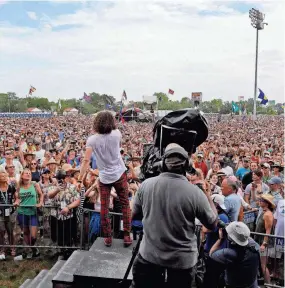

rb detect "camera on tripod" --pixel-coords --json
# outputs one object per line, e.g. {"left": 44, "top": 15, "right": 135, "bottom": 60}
{"left": 140, "top": 108, "right": 209, "bottom": 180}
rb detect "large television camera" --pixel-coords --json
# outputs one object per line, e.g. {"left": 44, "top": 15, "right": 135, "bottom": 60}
{"left": 140, "top": 108, "right": 208, "bottom": 180}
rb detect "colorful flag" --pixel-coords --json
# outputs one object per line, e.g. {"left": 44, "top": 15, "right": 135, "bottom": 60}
{"left": 29, "top": 85, "right": 36, "bottom": 95}
{"left": 258, "top": 88, "right": 268, "bottom": 105}
{"left": 168, "top": 89, "right": 174, "bottom": 95}
{"left": 122, "top": 90, "right": 127, "bottom": 100}
{"left": 119, "top": 102, "right": 125, "bottom": 124}
{"left": 231, "top": 101, "right": 239, "bottom": 113}
{"left": 83, "top": 92, "right": 91, "bottom": 103}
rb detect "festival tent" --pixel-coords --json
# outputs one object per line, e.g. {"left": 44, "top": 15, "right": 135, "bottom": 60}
{"left": 27, "top": 107, "right": 42, "bottom": 113}
{"left": 63, "top": 108, "right": 79, "bottom": 115}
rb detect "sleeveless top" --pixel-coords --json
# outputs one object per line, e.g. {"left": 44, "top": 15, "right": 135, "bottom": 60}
{"left": 254, "top": 211, "right": 273, "bottom": 246}
{"left": 17, "top": 183, "right": 37, "bottom": 216}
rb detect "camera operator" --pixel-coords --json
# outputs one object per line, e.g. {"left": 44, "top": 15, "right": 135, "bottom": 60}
{"left": 210, "top": 222, "right": 260, "bottom": 288}
{"left": 131, "top": 143, "right": 218, "bottom": 288}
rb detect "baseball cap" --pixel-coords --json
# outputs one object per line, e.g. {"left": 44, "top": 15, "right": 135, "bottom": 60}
{"left": 211, "top": 194, "right": 226, "bottom": 210}
{"left": 217, "top": 171, "right": 226, "bottom": 177}
{"left": 197, "top": 152, "right": 204, "bottom": 158}
{"left": 268, "top": 176, "right": 282, "bottom": 185}
{"left": 261, "top": 163, "right": 270, "bottom": 169}
{"left": 42, "top": 168, "right": 50, "bottom": 174}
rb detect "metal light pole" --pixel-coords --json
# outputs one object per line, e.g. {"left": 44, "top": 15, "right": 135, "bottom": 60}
{"left": 249, "top": 8, "right": 268, "bottom": 120}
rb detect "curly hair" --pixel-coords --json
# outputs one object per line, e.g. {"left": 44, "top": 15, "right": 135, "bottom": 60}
{"left": 93, "top": 111, "right": 116, "bottom": 134}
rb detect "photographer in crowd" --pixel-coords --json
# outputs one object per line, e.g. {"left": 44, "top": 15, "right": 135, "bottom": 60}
{"left": 131, "top": 143, "right": 218, "bottom": 288}
{"left": 210, "top": 221, "right": 260, "bottom": 288}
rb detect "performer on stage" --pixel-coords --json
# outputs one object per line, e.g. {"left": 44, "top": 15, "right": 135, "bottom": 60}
{"left": 79, "top": 111, "right": 132, "bottom": 247}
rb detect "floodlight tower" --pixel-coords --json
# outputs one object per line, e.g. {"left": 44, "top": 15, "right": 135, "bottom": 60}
{"left": 249, "top": 8, "right": 268, "bottom": 120}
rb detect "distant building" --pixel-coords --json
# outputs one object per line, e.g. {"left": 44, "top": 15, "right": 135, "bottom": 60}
{"left": 63, "top": 108, "right": 79, "bottom": 115}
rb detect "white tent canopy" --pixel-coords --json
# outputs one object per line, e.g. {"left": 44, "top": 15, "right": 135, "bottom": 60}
{"left": 142, "top": 95, "right": 157, "bottom": 104}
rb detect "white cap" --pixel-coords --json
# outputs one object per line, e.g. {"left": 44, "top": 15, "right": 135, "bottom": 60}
{"left": 211, "top": 194, "right": 226, "bottom": 210}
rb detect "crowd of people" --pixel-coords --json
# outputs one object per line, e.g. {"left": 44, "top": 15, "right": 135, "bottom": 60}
{"left": 0, "top": 112, "right": 284, "bottom": 287}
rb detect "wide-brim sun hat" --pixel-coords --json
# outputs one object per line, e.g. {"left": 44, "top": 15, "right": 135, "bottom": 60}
{"left": 260, "top": 194, "right": 276, "bottom": 209}
{"left": 61, "top": 163, "right": 77, "bottom": 172}
{"left": 24, "top": 152, "right": 36, "bottom": 158}
{"left": 226, "top": 221, "right": 250, "bottom": 246}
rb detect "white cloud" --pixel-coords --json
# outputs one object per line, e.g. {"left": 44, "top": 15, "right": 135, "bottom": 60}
{"left": 26, "top": 11, "right": 38, "bottom": 20}
{"left": 0, "top": 0, "right": 284, "bottom": 103}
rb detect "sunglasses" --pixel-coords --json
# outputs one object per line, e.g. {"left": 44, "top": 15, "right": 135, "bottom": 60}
{"left": 7, "top": 166, "right": 15, "bottom": 169}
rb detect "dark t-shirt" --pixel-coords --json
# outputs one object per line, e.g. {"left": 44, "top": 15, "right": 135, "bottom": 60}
{"left": 133, "top": 172, "right": 217, "bottom": 269}
{"left": 204, "top": 213, "right": 229, "bottom": 252}
{"left": 242, "top": 171, "right": 253, "bottom": 189}
{"left": 211, "top": 238, "right": 260, "bottom": 288}
{"left": 31, "top": 171, "right": 41, "bottom": 183}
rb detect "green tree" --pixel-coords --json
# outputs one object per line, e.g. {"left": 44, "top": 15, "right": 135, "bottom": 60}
{"left": 153, "top": 92, "right": 169, "bottom": 103}
{"left": 26, "top": 97, "right": 51, "bottom": 110}
{"left": 0, "top": 93, "right": 9, "bottom": 112}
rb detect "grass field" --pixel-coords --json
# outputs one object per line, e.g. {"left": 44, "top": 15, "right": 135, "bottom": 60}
{"left": 0, "top": 257, "right": 56, "bottom": 288}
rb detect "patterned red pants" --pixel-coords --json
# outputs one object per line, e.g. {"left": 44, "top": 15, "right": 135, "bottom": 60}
{"left": 99, "top": 173, "right": 131, "bottom": 237}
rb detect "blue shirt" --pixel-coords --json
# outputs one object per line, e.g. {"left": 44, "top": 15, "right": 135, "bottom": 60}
{"left": 224, "top": 194, "right": 241, "bottom": 222}
{"left": 236, "top": 167, "right": 250, "bottom": 180}
{"left": 58, "top": 132, "right": 64, "bottom": 142}
{"left": 91, "top": 153, "right": 97, "bottom": 170}
{"left": 204, "top": 213, "right": 229, "bottom": 252}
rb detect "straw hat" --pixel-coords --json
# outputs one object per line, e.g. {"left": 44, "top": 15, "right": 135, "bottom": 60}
{"left": 226, "top": 222, "right": 250, "bottom": 246}
{"left": 24, "top": 152, "right": 36, "bottom": 158}
{"left": 46, "top": 158, "right": 59, "bottom": 166}
{"left": 61, "top": 163, "right": 79, "bottom": 173}
{"left": 260, "top": 194, "right": 276, "bottom": 209}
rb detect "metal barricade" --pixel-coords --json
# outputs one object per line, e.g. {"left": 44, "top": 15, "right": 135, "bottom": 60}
{"left": 250, "top": 231, "right": 284, "bottom": 288}
{"left": 0, "top": 204, "right": 82, "bottom": 252}
{"left": 80, "top": 208, "right": 123, "bottom": 250}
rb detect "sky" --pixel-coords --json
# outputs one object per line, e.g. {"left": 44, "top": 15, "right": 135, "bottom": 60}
{"left": 0, "top": 0, "right": 284, "bottom": 103}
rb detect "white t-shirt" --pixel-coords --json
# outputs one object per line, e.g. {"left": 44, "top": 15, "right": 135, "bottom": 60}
{"left": 274, "top": 199, "right": 285, "bottom": 237}
{"left": 35, "top": 149, "right": 46, "bottom": 163}
{"left": 86, "top": 129, "right": 126, "bottom": 184}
